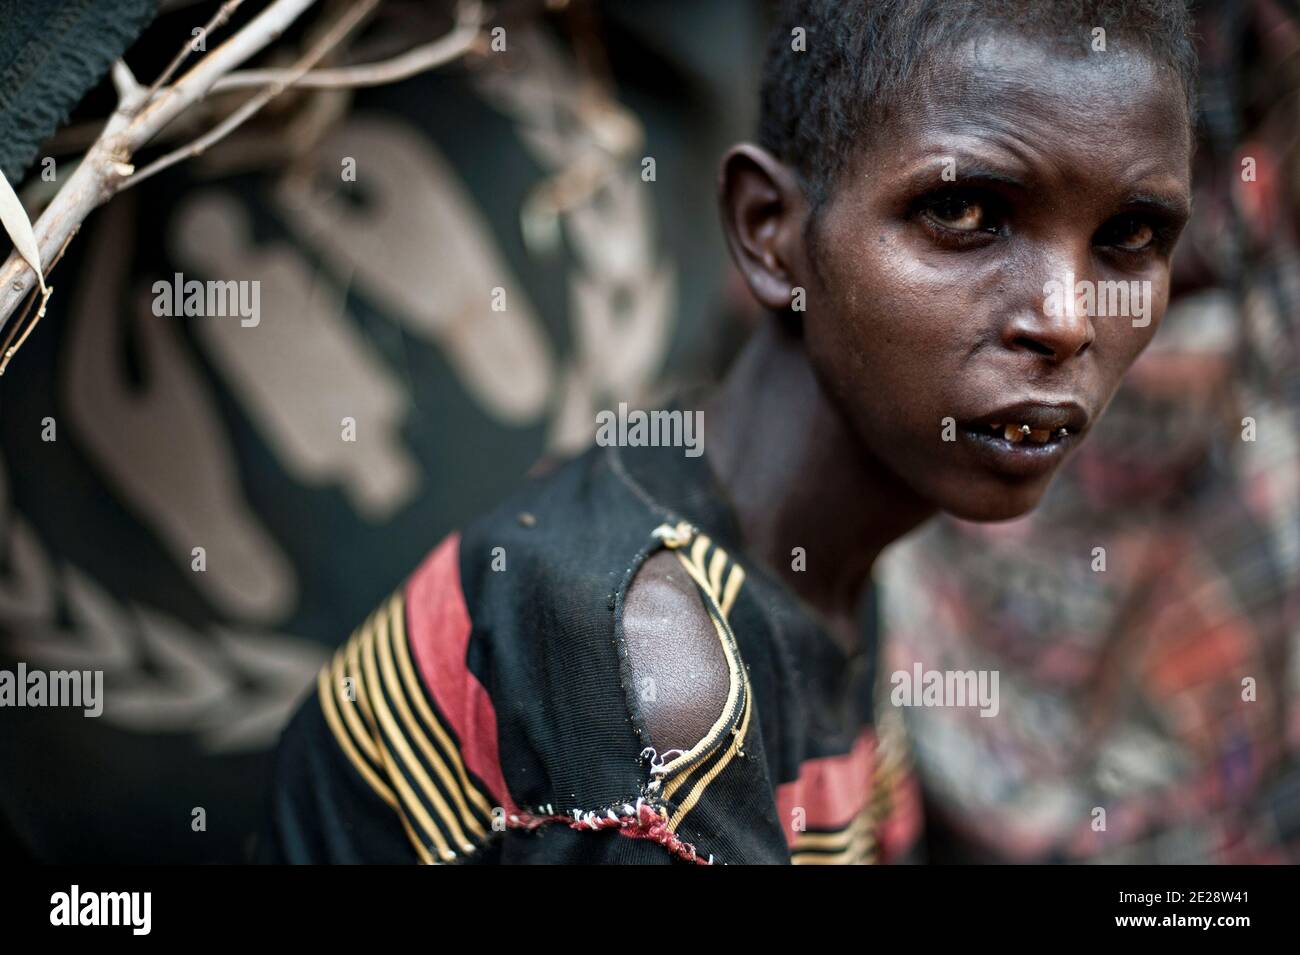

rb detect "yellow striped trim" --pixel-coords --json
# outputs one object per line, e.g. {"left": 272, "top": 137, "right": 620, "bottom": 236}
{"left": 314, "top": 591, "right": 499, "bottom": 864}
{"left": 389, "top": 594, "right": 495, "bottom": 822}
{"left": 345, "top": 624, "right": 382, "bottom": 742}
{"left": 790, "top": 805, "right": 877, "bottom": 865}
{"left": 793, "top": 834, "right": 875, "bottom": 865}
{"left": 667, "top": 684, "right": 752, "bottom": 829}
{"left": 720, "top": 563, "right": 745, "bottom": 618}
{"left": 662, "top": 613, "right": 744, "bottom": 802}
{"left": 791, "top": 838, "right": 875, "bottom": 865}
{"left": 707, "top": 547, "right": 727, "bottom": 597}
{"left": 360, "top": 622, "right": 460, "bottom": 861}
{"left": 665, "top": 563, "right": 748, "bottom": 789}
{"left": 657, "top": 540, "right": 745, "bottom": 781}
{"left": 373, "top": 598, "right": 485, "bottom": 849}
{"left": 793, "top": 813, "right": 870, "bottom": 851}
{"left": 690, "top": 534, "right": 710, "bottom": 576}
{"left": 317, "top": 666, "right": 397, "bottom": 810}
{"left": 788, "top": 724, "right": 900, "bottom": 865}
{"left": 318, "top": 625, "right": 435, "bottom": 864}
{"left": 646, "top": 528, "right": 756, "bottom": 831}
{"left": 331, "top": 627, "right": 381, "bottom": 767}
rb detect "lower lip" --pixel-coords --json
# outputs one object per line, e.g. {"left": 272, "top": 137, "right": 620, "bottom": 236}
{"left": 960, "top": 427, "right": 1075, "bottom": 479}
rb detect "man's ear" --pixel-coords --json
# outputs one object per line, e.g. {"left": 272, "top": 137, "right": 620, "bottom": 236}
{"left": 717, "top": 143, "right": 811, "bottom": 313}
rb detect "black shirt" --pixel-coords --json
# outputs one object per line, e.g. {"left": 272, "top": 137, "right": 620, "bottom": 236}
{"left": 265, "top": 439, "right": 923, "bottom": 863}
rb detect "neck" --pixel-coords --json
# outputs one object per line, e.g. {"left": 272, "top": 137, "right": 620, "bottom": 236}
{"left": 703, "top": 320, "right": 935, "bottom": 641}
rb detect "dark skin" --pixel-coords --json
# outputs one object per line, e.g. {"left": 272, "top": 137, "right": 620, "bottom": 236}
{"left": 627, "top": 32, "right": 1194, "bottom": 729}
{"left": 706, "top": 34, "right": 1193, "bottom": 651}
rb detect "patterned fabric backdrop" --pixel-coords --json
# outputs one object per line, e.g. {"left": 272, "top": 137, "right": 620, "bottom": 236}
{"left": 0, "top": 0, "right": 764, "bottom": 863}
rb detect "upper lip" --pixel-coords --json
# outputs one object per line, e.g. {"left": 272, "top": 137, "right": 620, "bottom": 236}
{"left": 966, "top": 400, "right": 1090, "bottom": 433}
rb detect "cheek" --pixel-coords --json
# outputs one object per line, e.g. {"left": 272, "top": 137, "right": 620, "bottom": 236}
{"left": 806, "top": 247, "right": 968, "bottom": 452}
{"left": 1093, "top": 280, "right": 1169, "bottom": 388}
{"left": 815, "top": 245, "right": 968, "bottom": 389}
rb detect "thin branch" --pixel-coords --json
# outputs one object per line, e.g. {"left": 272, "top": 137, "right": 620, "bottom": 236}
{"left": 124, "top": 0, "right": 384, "bottom": 190}
{"left": 45, "top": 4, "right": 485, "bottom": 155}
{"left": 0, "top": 0, "right": 322, "bottom": 338}
{"left": 146, "top": 0, "right": 247, "bottom": 99}
{"left": 0, "top": 0, "right": 485, "bottom": 351}
{"left": 0, "top": 228, "right": 76, "bottom": 374}
{"left": 111, "top": 59, "right": 144, "bottom": 105}
{"left": 129, "top": 0, "right": 320, "bottom": 141}
{"left": 212, "top": 2, "right": 483, "bottom": 92}
{"left": 0, "top": 286, "right": 52, "bottom": 374}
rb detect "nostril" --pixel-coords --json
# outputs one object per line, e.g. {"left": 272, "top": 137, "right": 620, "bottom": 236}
{"left": 1013, "top": 336, "right": 1057, "bottom": 357}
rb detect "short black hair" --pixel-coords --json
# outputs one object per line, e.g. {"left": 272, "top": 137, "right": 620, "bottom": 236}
{"left": 759, "top": 0, "right": 1198, "bottom": 213}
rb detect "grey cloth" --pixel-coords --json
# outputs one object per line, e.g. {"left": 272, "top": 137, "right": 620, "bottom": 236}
{"left": 0, "top": 0, "right": 156, "bottom": 181}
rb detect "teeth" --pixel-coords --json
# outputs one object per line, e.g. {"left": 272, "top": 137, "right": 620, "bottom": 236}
{"left": 993, "top": 422, "right": 1070, "bottom": 444}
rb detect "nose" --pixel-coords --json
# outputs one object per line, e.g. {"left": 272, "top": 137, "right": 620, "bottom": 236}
{"left": 1002, "top": 255, "right": 1096, "bottom": 363}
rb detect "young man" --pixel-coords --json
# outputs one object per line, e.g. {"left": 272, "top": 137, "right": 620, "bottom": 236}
{"left": 266, "top": 0, "right": 1196, "bottom": 864}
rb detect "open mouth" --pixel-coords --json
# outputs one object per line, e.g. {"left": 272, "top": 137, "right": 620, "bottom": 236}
{"left": 958, "top": 400, "right": 1090, "bottom": 476}
{"left": 973, "top": 421, "right": 1075, "bottom": 446}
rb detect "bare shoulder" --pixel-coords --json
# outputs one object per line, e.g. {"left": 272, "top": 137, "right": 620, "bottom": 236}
{"left": 622, "top": 549, "right": 731, "bottom": 754}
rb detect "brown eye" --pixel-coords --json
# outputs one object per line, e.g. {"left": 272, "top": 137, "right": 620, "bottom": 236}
{"left": 1101, "top": 215, "right": 1155, "bottom": 251}
{"left": 926, "top": 194, "right": 986, "bottom": 232}
{"left": 1116, "top": 220, "right": 1154, "bottom": 250}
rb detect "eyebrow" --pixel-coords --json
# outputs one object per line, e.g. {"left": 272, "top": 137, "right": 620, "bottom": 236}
{"left": 913, "top": 159, "right": 1192, "bottom": 221}
{"left": 951, "top": 162, "right": 1028, "bottom": 190}
{"left": 902, "top": 150, "right": 1193, "bottom": 223}
{"left": 1123, "top": 192, "right": 1192, "bottom": 223}
{"left": 901, "top": 152, "right": 1031, "bottom": 192}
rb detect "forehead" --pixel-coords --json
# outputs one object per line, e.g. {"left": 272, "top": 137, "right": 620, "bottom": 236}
{"left": 868, "top": 31, "right": 1192, "bottom": 193}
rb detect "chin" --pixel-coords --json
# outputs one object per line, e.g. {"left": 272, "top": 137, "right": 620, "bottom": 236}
{"left": 931, "top": 476, "right": 1052, "bottom": 523}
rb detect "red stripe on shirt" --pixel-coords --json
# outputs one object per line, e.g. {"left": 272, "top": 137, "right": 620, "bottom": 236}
{"left": 405, "top": 532, "right": 517, "bottom": 814}
{"left": 775, "top": 728, "right": 875, "bottom": 843}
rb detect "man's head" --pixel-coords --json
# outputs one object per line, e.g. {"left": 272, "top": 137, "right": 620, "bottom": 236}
{"left": 720, "top": 0, "right": 1196, "bottom": 521}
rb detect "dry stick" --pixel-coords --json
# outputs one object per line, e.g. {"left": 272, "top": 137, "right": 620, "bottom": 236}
{"left": 0, "top": 288, "right": 53, "bottom": 374}
{"left": 111, "top": 59, "right": 145, "bottom": 108}
{"left": 146, "top": 0, "right": 247, "bottom": 100}
{"left": 0, "top": 228, "right": 78, "bottom": 374}
{"left": 0, "top": 0, "right": 484, "bottom": 356}
{"left": 125, "top": 0, "right": 385, "bottom": 190}
{"left": 46, "top": 4, "right": 484, "bottom": 155}
{"left": 0, "top": 0, "right": 322, "bottom": 336}
{"left": 211, "top": 1, "right": 483, "bottom": 92}
{"left": 0, "top": 285, "right": 42, "bottom": 370}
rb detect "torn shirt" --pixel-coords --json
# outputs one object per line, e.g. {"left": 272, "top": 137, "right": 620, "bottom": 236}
{"left": 264, "top": 439, "right": 923, "bottom": 864}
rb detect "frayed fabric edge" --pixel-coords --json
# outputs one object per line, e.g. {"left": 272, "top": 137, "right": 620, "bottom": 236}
{"left": 506, "top": 798, "right": 715, "bottom": 865}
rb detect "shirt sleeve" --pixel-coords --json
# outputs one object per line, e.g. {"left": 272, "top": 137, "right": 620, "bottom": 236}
{"left": 262, "top": 589, "right": 494, "bottom": 863}
{"left": 263, "top": 529, "right": 784, "bottom": 865}
{"left": 262, "top": 599, "right": 698, "bottom": 865}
